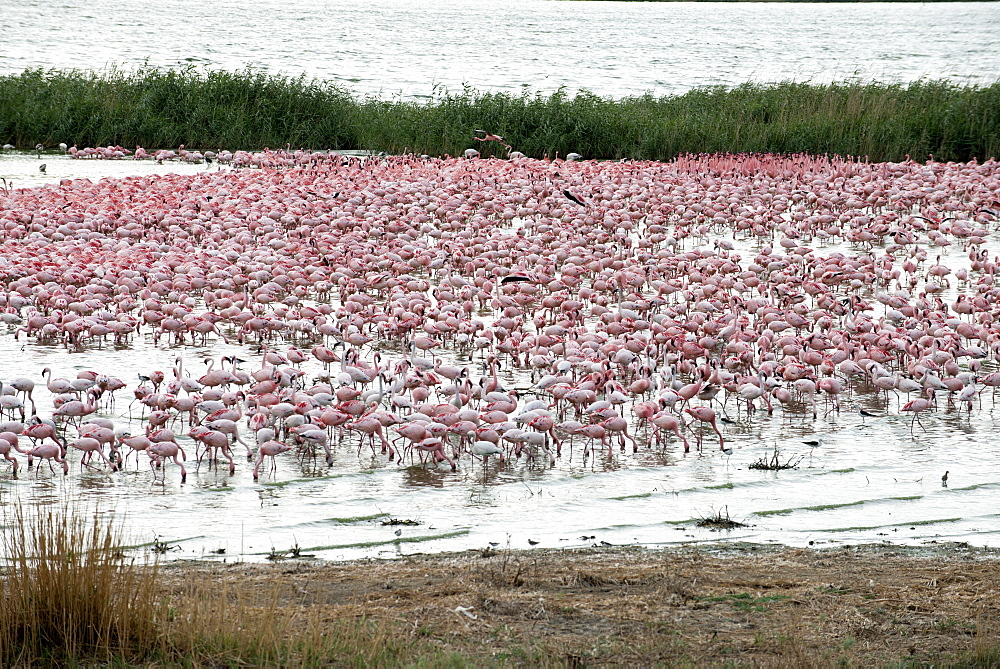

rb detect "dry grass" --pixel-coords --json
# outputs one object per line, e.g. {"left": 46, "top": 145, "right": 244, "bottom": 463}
{"left": 0, "top": 505, "right": 458, "bottom": 666}
{"left": 2, "top": 504, "right": 998, "bottom": 666}
{"left": 155, "top": 543, "right": 1000, "bottom": 667}
{"left": 0, "top": 505, "right": 159, "bottom": 665}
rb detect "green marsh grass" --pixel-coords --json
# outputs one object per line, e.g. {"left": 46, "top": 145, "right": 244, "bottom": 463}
{"left": 1, "top": 68, "right": 998, "bottom": 162}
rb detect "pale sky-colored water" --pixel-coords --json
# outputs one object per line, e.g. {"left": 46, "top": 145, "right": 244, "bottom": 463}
{"left": 3, "top": 1, "right": 998, "bottom": 100}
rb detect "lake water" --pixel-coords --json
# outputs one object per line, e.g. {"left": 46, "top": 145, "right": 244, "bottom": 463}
{"left": 1, "top": 1, "right": 999, "bottom": 562}
{"left": 0, "top": 150, "right": 997, "bottom": 563}
{"left": 3, "top": 1, "right": 998, "bottom": 100}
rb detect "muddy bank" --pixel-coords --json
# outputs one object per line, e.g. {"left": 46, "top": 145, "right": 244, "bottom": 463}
{"left": 160, "top": 543, "right": 1000, "bottom": 666}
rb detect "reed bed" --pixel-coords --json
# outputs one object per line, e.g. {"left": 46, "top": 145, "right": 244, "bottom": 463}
{"left": 1, "top": 67, "right": 997, "bottom": 162}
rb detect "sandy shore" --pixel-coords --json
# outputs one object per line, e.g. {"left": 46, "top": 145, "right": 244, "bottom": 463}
{"left": 159, "top": 542, "right": 1000, "bottom": 666}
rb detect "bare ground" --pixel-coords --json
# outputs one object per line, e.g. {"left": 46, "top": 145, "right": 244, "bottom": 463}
{"left": 160, "top": 542, "right": 1000, "bottom": 667}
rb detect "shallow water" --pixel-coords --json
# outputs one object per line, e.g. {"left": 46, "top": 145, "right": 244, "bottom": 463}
{"left": 4, "top": 1, "right": 998, "bottom": 100}
{"left": 0, "top": 153, "right": 997, "bottom": 562}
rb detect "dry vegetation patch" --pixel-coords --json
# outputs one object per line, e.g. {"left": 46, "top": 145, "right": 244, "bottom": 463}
{"left": 157, "top": 543, "right": 1000, "bottom": 666}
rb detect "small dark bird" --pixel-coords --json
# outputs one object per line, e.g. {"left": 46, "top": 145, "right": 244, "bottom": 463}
{"left": 527, "top": 539, "right": 540, "bottom": 546}
{"left": 858, "top": 407, "right": 880, "bottom": 425}
{"left": 563, "top": 189, "right": 587, "bottom": 207}
{"left": 394, "top": 528, "right": 402, "bottom": 537}
{"left": 941, "top": 471, "right": 949, "bottom": 484}
{"left": 39, "top": 163, "right": 46, "bottom": 173}
{"left": 500, "top": 275, "right": 533, "bottom": 285}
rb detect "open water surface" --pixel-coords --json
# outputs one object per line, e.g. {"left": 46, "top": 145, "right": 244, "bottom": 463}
{"left": 3, "top": 1, "right": 998, "bottom": 100}
{"left": 0, "top": 152, "right": 997, "bottom": 562}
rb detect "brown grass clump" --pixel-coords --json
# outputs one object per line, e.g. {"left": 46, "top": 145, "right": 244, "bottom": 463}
{"left": 0, "top": 505, "right": 159, "bottom": 665}
{"left": 0, "top": 504, "right": 456, "bottom": 666}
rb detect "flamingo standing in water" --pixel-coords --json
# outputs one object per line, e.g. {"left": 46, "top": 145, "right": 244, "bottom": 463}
{"left": 0, "top": 437, "right": 19, "bottom": 476}
{"left": 253, "top": 440, "right": 294, "bottom": 480}
{"left": 685, "top": 406, "right": 724, "bottom": 450}
{"left": 148, "top": 440, "right": 187, "bottom": 483}
{"left": 650, "top": 411, "right": 690, "bottom": 453}
{"left": 471, "top": 440, "right": 505, "bottom": 467}
{"left": 25, "top": 441, "right": 68, "bottom": 476}
{"left": 901, "top": 388, "right": 935, "bottom": 433}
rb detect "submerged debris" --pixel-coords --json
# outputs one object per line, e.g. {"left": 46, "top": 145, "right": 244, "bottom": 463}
{"left": 749, "top": 446, "right": 802, "bottom": 471}
{"left": 697, "top": 507, "right": 747, "bottom": 530}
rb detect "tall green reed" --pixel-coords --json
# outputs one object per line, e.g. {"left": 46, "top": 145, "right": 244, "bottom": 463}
{"left": 1, "top": 67, "right": 997, "bottom": 162}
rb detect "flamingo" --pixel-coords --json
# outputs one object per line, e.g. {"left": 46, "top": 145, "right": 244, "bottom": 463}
{"left": 253, "top": 440, "right": 293, "bottom": 480}
{"left": 684, "top": 406, "right": 724, "bottom": 450}
{"left": 25, "top": 441, "right": 68, "bottom": 476}
{"left": 473, "top": 130, "right": 512, "bottom": 152}
{"left": 471, "top": 440, "right": 505, "bottom": 467}
{"left": 0, "top": 437, "right": 19, "bottom": 476}
{"left": 148, "top": 440, "right": 187, "bottom": 483}
{"left": 650, "top": 411, "right": 689, "bottom": 453}
{"left": 901, "top": 388, "right": 935, "bottom": 433}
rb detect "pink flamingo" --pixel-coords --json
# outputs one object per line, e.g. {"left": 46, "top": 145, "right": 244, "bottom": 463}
{"left": 253, "top": 440, "right": 293, "bottom": 480}
{"left": 684, "top": 406, "right": 724, "bottom": 450}
{"left": 0, "top": 437, "right": 19, "bottom": 476}
{"left": 25, "top": 441, "right": 69, "bottom": 476}
{"left": 68, "top": 436, "right": 117, "bottom": 471}
{"left": 118, "top": 433, "right": 153, "bottom": 470}
{"left": 148, "top": 440, "right": 187, "bottom": 483}
{"left": 650, "top": 411, "right": 690, "bottom": 453}
{"left": 473, "top": 130, "right": 512, "bottom": 152}
{"left": 347, "top": 413, "right": 396, "bottom": 461}
{"left": 901, "top": 388, "right": 935, "bottom": 432}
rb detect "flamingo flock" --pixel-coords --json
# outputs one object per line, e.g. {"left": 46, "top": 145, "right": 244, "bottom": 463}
{"left": 0, "top": 149, "right": 997, "bottom": 481}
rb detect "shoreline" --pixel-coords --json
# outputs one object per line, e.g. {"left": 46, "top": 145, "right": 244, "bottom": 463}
{"left": 156, "top": 542, "right": 1000, "bottom": 666}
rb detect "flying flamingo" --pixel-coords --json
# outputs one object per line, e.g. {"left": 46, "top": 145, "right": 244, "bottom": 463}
{"left": 473, "top": 130, "right": 512, "bottom": 152}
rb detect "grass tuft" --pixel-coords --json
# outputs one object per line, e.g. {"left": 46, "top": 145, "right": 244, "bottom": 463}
{"left": 0, "top": 504, "right": 462, "bottom": 666}
{"left": 0, "top": 505, "right": 159, "bottom": 665}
